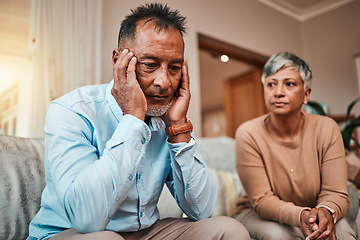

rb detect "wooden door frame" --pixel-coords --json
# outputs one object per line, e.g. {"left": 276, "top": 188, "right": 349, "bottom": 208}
{"left": 198, "top": 33, "right": 269, "bottom": 137}
{"left": 198, "top": 33, "right": 268, "bottom": 68}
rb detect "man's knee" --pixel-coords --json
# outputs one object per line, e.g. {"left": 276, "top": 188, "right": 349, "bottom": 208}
{"left": 199, "top": 216, "right": 250, "bottom": 239}
{"left": 51, "top": 229, "right": 124, "bottom": 240}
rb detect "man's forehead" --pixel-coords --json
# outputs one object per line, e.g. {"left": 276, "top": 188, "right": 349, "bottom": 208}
{"left": 118, "top": 19, "right": 184, "bottom": 61}
{"left": 134, "top": 19, "right": 182, "bottom": 38}
{"left": 136, "top": 18, "right": 168, "bottom": 31}
{"left": 133, "top": 21, "right": 184, "bottom": 49}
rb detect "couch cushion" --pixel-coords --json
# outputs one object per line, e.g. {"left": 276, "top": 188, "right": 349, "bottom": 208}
{"left": 0, "top": 135, "right": 45, "bottom": 240}
{"left": 158, "top": 168, "right": 243, "bottom": 219}
{"left": 158, "top": 137, "right": 240, "bottom": 219}
{"left": 197, "top": 137, "right": 237, "bottom": 173}
{"left": 209, "top": 169, "right": 243, "bottom": 217}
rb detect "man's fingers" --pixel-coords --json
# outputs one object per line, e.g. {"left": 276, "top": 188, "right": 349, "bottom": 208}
{"left": 181, "top": 59, "right": 190, "bottom": 91}
{"left": 113, "top": 49, "right": 134, "bottom": 88}
{"left": 126, "top": 56, "right": 138, "bottom": 85}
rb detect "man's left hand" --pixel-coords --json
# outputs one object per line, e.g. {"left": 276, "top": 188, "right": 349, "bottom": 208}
{"left": 161, "top": 59, "right": 191, "bottom": 143}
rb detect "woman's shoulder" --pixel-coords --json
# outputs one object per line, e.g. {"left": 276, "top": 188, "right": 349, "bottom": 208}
{"left": 304, "top": 112, "right": 341, "bottom": 140}
{"left": 235, "top": 114, "right": 268, "bottom": 139}
{"left": 304, "top": 112, "right": 338, "bottom": 128}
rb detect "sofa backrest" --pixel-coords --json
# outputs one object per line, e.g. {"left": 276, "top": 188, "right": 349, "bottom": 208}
{"left": 1, "top": 134, "right": 358, "bottom": 238}
{"left": 0, "top": 135, "right": 46, "bottom": 240}
{"left": 196, "top": 136, "right": 237, "bottom": 173}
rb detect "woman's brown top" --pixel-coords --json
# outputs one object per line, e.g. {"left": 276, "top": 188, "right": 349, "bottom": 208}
{"left": 234, "top": 112, "right": 349, "bottom": 227}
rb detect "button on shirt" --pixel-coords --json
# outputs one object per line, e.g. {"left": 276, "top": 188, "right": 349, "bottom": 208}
{"left": 28, "top": 80, "right": 217, "bottom": 239}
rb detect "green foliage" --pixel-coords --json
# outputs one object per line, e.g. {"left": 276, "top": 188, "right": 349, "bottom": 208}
{"left": 307, "top": 97, "right": 360, "bottom": 150}
{"left": 342, "top": 97, "right": 360, "bottom": 150}
{"left": 306, "top": 101, "right": 327, "bottom": 116}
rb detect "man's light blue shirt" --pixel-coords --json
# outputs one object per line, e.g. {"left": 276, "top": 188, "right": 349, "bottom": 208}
{"left": 28, "top": 81, "right": 217, "bottom": 239}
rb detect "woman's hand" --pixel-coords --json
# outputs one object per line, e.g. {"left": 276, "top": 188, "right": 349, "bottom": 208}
{"left": 301, "top": 208, "right": 336, "bottom": 240}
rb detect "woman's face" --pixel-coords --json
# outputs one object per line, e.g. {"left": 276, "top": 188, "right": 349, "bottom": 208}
{"left": 263, "top": 67, "right": 311, "bottom": 116}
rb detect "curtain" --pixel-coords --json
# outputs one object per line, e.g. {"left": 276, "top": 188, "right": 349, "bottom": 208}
{"left": 29, "top": 0, "right": 102, "bottom": 138}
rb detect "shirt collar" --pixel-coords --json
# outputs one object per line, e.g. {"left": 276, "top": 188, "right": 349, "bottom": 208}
{"left": 149, "top": 117, "right": 163, "bottom": 131}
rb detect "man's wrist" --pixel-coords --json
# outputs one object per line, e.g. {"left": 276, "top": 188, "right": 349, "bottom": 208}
{"left": 165, "top": 118, "right": 193, "bottom": 136}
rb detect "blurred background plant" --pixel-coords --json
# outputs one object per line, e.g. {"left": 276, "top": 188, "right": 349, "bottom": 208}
{"left": 307, "top": 97, "right": 360, "bottom": 151}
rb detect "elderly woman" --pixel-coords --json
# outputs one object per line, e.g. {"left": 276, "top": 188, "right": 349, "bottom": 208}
{"left": 233, "top": 52, "right": 357, "bottom": 240}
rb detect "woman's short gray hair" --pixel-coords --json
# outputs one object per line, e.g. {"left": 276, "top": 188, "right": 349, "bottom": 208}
{"left": 261, "top": 52, "right": 312, "bottom": 89}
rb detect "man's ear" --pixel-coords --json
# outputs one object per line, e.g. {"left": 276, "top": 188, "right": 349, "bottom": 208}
{"left": 112, "top": 49, "right": 120, "bottom": 65}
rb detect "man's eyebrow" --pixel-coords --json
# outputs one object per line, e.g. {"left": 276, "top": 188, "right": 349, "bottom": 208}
{"left": 138, "top": 55, "right": 159, "bottom": 61}
{"left": 138, "top": 54, "right": 184, "bottom": 64}
{"left": 172, "top": 59, "right": 184, "bottom": 64}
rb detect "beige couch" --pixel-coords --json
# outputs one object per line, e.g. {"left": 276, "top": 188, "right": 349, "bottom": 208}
{"left": 0, "top": 134, "right": 358, "bottom": 239}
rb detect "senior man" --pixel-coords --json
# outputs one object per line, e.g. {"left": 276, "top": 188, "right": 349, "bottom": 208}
{"left": 28, "top": 3, "right": 249, "bottom": 240}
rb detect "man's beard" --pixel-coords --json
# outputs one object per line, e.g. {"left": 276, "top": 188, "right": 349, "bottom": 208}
{"left": 146, "top": 103, "right": 171, "bottom": 117}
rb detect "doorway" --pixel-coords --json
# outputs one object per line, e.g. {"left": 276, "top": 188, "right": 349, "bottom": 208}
{"left": 199, "top": 33, "right": 268, "bottom": 138}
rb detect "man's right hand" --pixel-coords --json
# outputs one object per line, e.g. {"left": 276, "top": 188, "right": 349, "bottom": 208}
{"left": 111, "top": 48, "right": 147, "bottom": 121}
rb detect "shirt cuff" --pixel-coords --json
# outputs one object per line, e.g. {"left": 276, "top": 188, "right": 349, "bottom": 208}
{"left": 167, "top": 137, "right": 196, "bottom": 166}
{"left": 106, "top": 114, "right": 151, "bottom": 152}
{"left": 174, "top": 137, "right": 196, "bottom": 158}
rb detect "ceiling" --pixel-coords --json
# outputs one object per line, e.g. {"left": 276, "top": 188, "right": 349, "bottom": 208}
{"left": 257, "top": 0, "right": 356, "bottom": 21}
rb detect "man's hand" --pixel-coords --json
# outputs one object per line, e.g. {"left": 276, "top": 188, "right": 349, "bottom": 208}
{"left": 301, "top": 208, "right": 336, "bottom": 240}
{"left": 111, "top": 49, "right": 147, "bottom": 121}
{"left": 161, "top": 59, "right": 191, "bottom": 143}
{"left": 161, "top": 59, "right": 191, "bottom": 125}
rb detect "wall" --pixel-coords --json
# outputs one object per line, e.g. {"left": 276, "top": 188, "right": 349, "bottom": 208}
{"left": 101, "top": 0, "right": 303, "bottom": 136}
{"left": 0, "top": 0, "right": 33, "bottom": 137}
{"left": 301, "top": 0, "right": 360, "bottom": 115}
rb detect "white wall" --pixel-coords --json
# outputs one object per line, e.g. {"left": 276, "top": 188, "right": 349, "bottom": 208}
{"left": 301, "top": 0, "right": 360, "bottom": 115}
{"left": 101, "top": 0, "right": 303, "bottom": 136}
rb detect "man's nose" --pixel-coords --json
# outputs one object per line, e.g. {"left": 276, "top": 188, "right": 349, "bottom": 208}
{"left": 153, "top": 68, "right": 171, "bottom": 89}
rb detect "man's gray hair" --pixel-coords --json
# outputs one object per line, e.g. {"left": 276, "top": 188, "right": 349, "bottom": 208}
{"left": 261, "top": 51, "right": 312, "bottom": 89}
{"left": 118, "top": 3, "right": 186, "bottom": 47}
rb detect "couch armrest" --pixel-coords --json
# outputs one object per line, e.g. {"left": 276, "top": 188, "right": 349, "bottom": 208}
{"left": 0, "top": 135, "right": 45, "bottom": 240}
